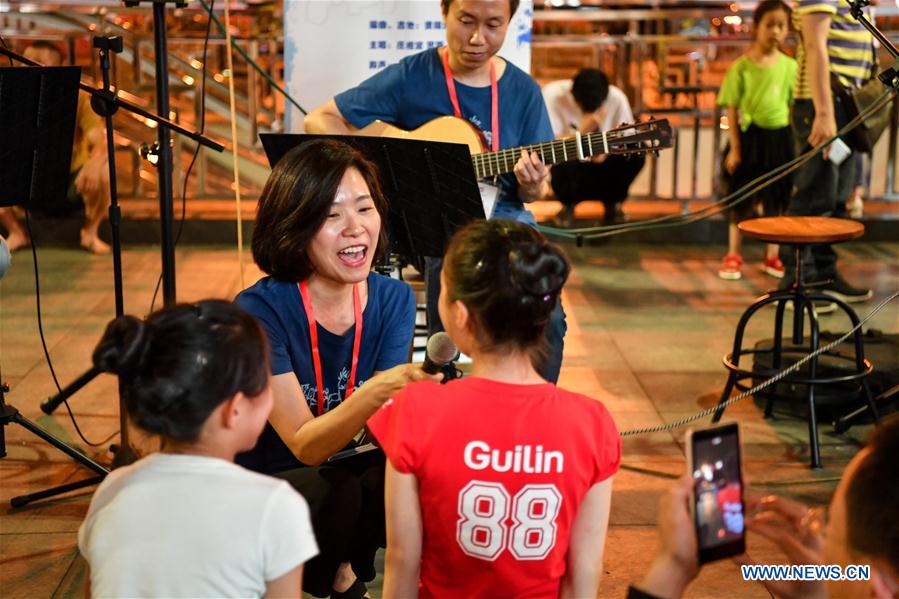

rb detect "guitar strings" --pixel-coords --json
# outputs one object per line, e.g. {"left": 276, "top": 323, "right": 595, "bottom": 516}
{"left": 472, "top": 123, "right": 662, "bottom": 177}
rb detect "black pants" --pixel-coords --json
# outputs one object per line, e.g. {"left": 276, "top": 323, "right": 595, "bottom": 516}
{"left": 275, "top": 453, "right": 386, "bottom": 598}
{"left": 550, "top": 154, "right": 646, "bottom": 217}
{"left": 779, "top": 98, "right": 856, "bottom": 285}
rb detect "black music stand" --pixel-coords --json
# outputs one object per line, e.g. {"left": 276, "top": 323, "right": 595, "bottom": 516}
{"left": 0, "top": 67, "right": 80, "bottom": 209}
{"left": 0, "top": 66, "right": 110, "bottom": 506}
{"left": 260, "top": 134, "right": 485, "bottom": 264}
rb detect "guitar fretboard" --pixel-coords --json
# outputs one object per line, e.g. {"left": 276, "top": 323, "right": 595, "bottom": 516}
{"left": 471, "top": 130, "right": 616, "bottom": 179}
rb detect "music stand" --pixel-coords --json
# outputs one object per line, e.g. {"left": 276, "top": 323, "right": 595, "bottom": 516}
{"left": 0, "top": 66, "right": 110, "bottom": 507}
{"left": 0, "top": 67, "right": 80, "bottom": 209}
{"left": 260, "top": 134, "right": 485, "bottom": 264}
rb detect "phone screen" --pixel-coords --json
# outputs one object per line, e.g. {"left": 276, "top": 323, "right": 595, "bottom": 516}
{"left": 690, "top": 423, "right": 745, "bottom": 563}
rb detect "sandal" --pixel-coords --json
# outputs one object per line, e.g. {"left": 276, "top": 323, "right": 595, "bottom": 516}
{"left": 330, "top": 577, "right": 369, "bottom": 599}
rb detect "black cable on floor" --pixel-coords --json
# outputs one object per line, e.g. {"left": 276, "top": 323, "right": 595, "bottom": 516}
{"left": 24, "top": 210, "right": 118, "bottom": 448}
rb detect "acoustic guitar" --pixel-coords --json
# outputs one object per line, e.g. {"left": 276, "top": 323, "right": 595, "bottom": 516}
{"left": 357, "top": 115, "right": 673, "bottom": 179}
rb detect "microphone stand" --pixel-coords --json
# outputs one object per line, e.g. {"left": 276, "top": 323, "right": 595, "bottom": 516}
{"left": 846, "top": 0, "right": 899, "bottom": 88}
{"left": 0, "top": 33, "right": 222, "bottom": 506}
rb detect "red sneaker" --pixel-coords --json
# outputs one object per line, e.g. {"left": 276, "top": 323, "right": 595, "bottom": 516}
{"left": 762, "top": 256, "right": 785, "bottom": 279}
{"left": 718, "top": 254, "right": 743, "bottom": 280}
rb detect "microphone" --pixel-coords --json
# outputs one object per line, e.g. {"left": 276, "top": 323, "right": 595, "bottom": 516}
{"left": 422, "top": 332, "right": 458, "bottom": 375}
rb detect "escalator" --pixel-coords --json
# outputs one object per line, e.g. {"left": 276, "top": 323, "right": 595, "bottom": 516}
{"left": 5, "top": 6, "right": 277, "bottom": 205}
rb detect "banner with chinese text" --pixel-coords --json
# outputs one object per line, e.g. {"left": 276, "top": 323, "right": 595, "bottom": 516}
{"left": 284, "top": 0, "right": 534, "bottom": 131}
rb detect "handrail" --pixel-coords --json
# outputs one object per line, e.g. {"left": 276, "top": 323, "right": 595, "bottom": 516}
{"left": 4, "top": 5, "right": 896, "bottom": 204}
{"left": 532, "top": 33, "right": 899, "bottom": 204}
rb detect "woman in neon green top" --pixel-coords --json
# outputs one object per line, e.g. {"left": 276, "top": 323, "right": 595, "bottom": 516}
{"left": 717, "top": 0, "right": 797, "bottom": 281}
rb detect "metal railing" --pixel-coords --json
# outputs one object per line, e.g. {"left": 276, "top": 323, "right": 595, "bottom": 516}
{"left": 532, "top": 32, "right": 899, "bottom": 207}
{"left": 3, "top": 5, "right": 897, "bottom": 207}
{"left": 1, "top": 5, "right": 279, "bottom": 200}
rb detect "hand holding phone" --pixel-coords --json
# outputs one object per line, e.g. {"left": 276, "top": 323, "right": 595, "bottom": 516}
{"left": 828, "top": 137, "right": 852, "bottom": 166}
{"left": 686, "top": 423, "right": 746, "bottom": 563}
{"left": 635, "top": 476, "right": 701, "bottom": 598}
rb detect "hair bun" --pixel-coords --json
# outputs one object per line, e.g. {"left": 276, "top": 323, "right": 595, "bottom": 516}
{"left": 92, "top": 315, "right": 153, "bottom": 379}
{"left": 507, "top": 241, "right": 570, "bottom": 298}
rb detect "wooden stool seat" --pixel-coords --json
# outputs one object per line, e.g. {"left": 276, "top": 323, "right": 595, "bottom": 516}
{"left": 738, "top": 216, "right": 864, "bottom": 245}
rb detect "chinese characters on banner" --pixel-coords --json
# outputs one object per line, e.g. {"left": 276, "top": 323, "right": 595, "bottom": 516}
{"left": 283, "top": 0, "right": 534, "bottom": 131}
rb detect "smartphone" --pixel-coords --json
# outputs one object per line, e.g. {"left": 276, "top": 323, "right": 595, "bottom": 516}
{"left": 686, "top": 423, "right": 745, "bottom": 563}
{"left": 828, "top": 137, "right": 851, "bottom": 166}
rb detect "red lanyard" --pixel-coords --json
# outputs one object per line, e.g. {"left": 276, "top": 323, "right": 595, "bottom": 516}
{"left": 441, "top": 47, "right": 499, "bottom": 151}
{"left": 298, "top": 280, "right": 363, "bottom": 416}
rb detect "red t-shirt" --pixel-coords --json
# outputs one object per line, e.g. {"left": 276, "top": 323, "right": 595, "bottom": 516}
{"left": 367, "top": 376, "right": 621, "bottom": 599}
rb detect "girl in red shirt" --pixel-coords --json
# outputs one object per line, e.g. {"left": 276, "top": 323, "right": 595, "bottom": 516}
{"left": 368, "top": 220, "right": 620, "bottom": 598}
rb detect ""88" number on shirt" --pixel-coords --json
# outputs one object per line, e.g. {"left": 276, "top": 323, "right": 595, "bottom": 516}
{"left": 456, "top": 481, "right": 562, "bottom": 561}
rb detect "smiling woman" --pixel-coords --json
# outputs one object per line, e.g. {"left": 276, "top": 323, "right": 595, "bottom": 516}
{"left": 234, "top": 139, "right": 439, "bottom": 599}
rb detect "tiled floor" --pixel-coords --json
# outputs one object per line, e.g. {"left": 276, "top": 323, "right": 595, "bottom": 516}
{"left": 1, "top": 238, "right": 896, "bottom": 598}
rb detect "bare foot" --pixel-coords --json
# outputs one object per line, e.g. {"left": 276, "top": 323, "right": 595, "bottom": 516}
{"left": 80, "top": 230, "right": 111, "bottom": 254}
{"left": 5, "top": 230, "right": 31, "bottom": 252}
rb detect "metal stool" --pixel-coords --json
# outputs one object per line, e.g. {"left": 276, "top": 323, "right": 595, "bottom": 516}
{"left": 711, "top": 217, "right": 880, "bottom": 468}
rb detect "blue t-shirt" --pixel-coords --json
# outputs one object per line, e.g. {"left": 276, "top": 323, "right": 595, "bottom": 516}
{"left": 334, "top": 48, "right": 553, "bottom": 226}
{"left": 234, "top": 272, "right": 416, "bottom": 472}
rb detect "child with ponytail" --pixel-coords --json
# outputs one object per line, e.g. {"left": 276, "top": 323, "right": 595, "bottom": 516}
{"left": 368, "top": 220, "right": 621, "bottom": 598}
{"left": 78, "top": 300, "right": 317, "bottom": 598}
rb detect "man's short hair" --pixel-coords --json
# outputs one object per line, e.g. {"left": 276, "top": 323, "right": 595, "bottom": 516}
{"left": 845, "top": 415, "right": 899, "bottom": 572}
{"left": 440, "top": 0, "right": 520, "bottom": 19}
{"left": 571, "top": 68, "right": 610, "bottom": 113}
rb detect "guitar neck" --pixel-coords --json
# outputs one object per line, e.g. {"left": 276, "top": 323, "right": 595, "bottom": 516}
{"left": 471, "top": 130, "right": 613, "bottom": 179}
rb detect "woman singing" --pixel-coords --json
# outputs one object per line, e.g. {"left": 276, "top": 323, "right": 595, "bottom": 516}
{"left": 235, "top": 139, "right": 437, "bottom": 598}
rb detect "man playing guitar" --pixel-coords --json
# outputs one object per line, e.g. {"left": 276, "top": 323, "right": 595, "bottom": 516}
{"left": 305, "top": 0, "right": 567, "bottom": 384}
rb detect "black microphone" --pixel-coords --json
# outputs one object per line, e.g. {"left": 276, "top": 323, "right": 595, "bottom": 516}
{"left": 422, "top": 332, "right": 458, "bottom": 375}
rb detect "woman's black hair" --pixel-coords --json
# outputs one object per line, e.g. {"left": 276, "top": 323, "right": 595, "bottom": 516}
{"left": 443, "top": 220, "right": 570, "bottom": 367}
{"left": 251, "top": 138, "right": 389, "bottom": 282}
{"left": 92, "top": 300, "right": 269, "bottom": 442}
{"left": 753, "top": 0, "right": 791, "bottom": 28}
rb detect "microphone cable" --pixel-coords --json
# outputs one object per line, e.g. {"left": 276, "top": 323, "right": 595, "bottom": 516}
{"left": 619, "top": 289, "right": 899, "bottom": 437}
{"left": 20, "top": 211, "right": 119, "bottom": 448}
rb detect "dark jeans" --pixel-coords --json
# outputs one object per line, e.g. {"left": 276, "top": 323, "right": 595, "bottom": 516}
{"left": 779, "top": 98, "right": 856, "bottom": 285}
{"left": 424, "top": 255, "right": 567, "bottom": 384}
{"left": 550, "top": 154, "right": 646, "bottom": 217}
{"left": 275, "top": 453, "right": 385, "bottom": 597}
